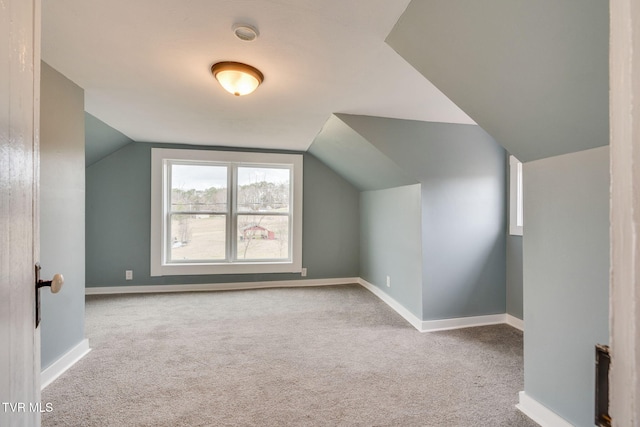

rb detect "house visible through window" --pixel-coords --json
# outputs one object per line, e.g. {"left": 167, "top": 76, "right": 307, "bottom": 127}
{"left": 509, "top": 155, "right": 523, "bottom": 236}
{"left": 151, "top": 148, "right": 303, "bottom": 276}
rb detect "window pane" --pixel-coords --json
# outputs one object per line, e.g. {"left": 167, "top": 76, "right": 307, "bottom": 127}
{"left": 170, "top": 214, "right": 226, "bottom": 261}
{"left": 509, "top": 155, "right": 523, "bottom": 236}
{"left": 171, "top": 164, "right": 227, "bottom": 212}
{"left": 516, "top": 162, "right": 524, "bottom": 227}
{"left": 237, "top": 167, "right": 290, "bottom": 213}
{"left": 237, "top": 215, "right": 289, "bottom": 260}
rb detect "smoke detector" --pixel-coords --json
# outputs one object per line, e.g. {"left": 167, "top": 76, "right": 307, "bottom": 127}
{"left": 233, "top": 24, "right": 259, "bottom": 42}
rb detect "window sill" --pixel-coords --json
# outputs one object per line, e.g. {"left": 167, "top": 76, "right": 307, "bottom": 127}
{"left": 509, "top": 225, "right": 523, "bottom": 236}
{"left": 150, "top": 261, "right": 302, "bottom": 277}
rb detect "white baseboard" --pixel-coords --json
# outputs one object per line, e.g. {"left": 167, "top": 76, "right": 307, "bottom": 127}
{"left": 41, "top": 339, "right": 91, "bottom": 390}
{"left": 420, "top": 313, "right": 507, "bottom": 332}
{"left": 357, "top": 278, "right": 424, "bottom": 331}
{"left": 86, "top": 278, "right": 523, "bottom": 335}
{"left": 506, "top": 314, "right": 524, "bottom": 331}
{"left": 85, "top": 277, "right": 360, "bottom": 295}
{"left": 358, "top": 279, "right": 514, "bottom": 333}
{"left": 516, "top": 391, "right": 574, "bottom": 427}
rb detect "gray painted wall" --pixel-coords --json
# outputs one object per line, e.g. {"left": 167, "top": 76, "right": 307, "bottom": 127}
{"left": 506, "top": 236, "right": 523, "bottom": 320}
{"left": 340, "top": 115, "right": 506, "bottom": 321}
{"left": 86, "top": 143, "right": 359, "bottom": 286}
{"left": 360, "top": 185, "right": 423, "bottom": 317}
{"left": 523, "top": 146, "right": 609, "bottom": 426}
{"left": 85, "top": 112, "right": 133, "bottom": 167}
{"left": 302, "top": 154, "right": 360, "bottom": 279}
{"left": 40, "top": 62, "right": 86, "bottom": 368}
{"left": 387, "top": 0, "right": 608, "bottom": 162}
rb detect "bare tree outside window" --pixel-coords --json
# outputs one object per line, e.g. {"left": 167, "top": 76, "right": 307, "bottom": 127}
{"left": 236, "top": 166, "right": 290, "bottom": 260}
{"left": 169, "top": 164, "right": 228, "bottom": 261}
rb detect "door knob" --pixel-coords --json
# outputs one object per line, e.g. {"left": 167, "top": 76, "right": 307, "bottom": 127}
{"left": 34, "top": 264, "right": 64, "bottom": 328}
{"left": 37, "top": 273, "right": 64, "bottom": 293}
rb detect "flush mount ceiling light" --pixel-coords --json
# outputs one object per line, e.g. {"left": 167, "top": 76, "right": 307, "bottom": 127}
{"left": 211, "top": 61, "right": 264, "bottom": 96}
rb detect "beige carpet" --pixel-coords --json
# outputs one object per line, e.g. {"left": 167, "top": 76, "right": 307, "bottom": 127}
{"left": 42, "top": 285, "right": 538, "bottom": 426}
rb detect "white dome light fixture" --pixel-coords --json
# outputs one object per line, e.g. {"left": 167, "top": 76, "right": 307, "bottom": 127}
{"left": 211, "top": 61, "right": 264, "bottom": 96}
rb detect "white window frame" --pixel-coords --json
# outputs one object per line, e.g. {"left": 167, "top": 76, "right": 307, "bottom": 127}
{"left": 509, "top": 155, "right": 523, "bottom": 236}
{"left": 151, "top": 148, "right": 303, "bottom": 276}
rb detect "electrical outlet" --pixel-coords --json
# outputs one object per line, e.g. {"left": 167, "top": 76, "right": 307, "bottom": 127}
{"left": 125, "top": 270, "right": 133, "bottom": 280}
{"left": 386, "top": 276, "right": 391, "bottom": 287}
{"left": 301, "top": 267, "right": 307, "bottom": 277}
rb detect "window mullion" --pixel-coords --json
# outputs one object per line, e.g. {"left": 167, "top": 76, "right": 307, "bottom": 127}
{"left": 288, "top": 168, "right": 294, "bottom": 262}
{"left": 238, "top": 212, "right": 290, "bottom": 216}
{"left": 164, "top": 160, "right": 172, "bottom": 265}
{"left": 229, "top": 164, "right": 237, "bottom": 262}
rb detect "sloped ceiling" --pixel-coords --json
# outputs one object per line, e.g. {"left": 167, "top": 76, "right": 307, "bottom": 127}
{"left": 42, "top": 0, "right": 473, "bottom": 152}
{"left": 337, "top": 114, "right": 501, "bottom": 181}
{"left": 386, "top": 0, "right": 609, "bottom": 162}
{"left": 85, "top": 113, "right": 133, "bottom": 166}
{"left": 308, "top": 115, "right": 416, "bottom": 191}
{"left": 309, "top": 113, "right": 502, "bottom": 192}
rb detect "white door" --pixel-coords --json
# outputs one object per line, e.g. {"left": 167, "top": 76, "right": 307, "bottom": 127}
{"left": 0, "top": 0, "right": 42, "bottom": 426}
{"left": 610, "top": 0, "right": 640, "bottom": 424}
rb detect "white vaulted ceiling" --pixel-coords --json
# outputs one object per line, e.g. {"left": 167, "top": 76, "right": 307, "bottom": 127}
{"left": 42, "top": 0, "right": 474, "bottom": 151}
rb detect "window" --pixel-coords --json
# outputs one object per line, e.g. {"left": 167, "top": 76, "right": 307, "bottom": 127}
{"left": 151, "top": 148, "right": 303, "bottom": 276}
{"left": 509, "top": 155, "right": 523, "bottom": 236}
